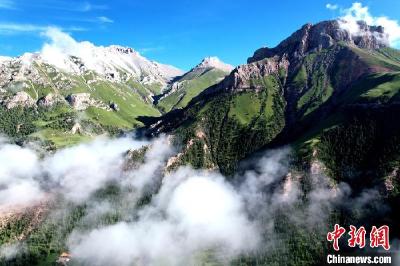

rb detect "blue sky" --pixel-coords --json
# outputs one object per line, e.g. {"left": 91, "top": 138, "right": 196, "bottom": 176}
{"left": 0, "top": 0, "right": 399, "bottom": 70}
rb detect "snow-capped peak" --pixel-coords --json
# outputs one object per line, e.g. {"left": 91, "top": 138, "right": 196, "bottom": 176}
{"left": 0, "top": 28, "right": 182, "bottom": 85}
{"left": 38, "top": 28, "right": 183, "bottom": 82}
{"left": 195, "top": 57, "right": 234, "bottom": 72}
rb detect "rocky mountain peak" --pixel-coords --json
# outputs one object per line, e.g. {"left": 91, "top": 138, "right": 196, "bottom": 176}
{"left": 248, "top": 19, "right": 389, "bottom": 63}
{"left": 194, "top": 57, "right": 234, "bottom": 72}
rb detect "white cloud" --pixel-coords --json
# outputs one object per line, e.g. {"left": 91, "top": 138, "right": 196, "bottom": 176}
{"left": 68, "top": 170, "right": 260, "bottom": 266}
{"left": 339, "top": 2, "right": 400, "bottom": 47}
{"left": 65, "top": 148, "right": 292, "bottom": 265}
{"left": 0, "top": 23, "right": 85, "bottom": 35}
{"left": 65, "top": 146, "right": 358, "bottom": 266}
{"left": 97, "top": 16, "right": 113, "bottom": 23}
{"left": 42, "top": 137, "right": 148, "bottom": 202}
{"left": 78, "top": 2, "right": 108, "bottom": 12}
{"left": 123, "top": 136, "right": 174, "bottom": 191}
{"left": 37, "top": 27, "right": 184, "bottom": 79}
{"left": 0, "top": 23, "right": 47, "bottom": 34}
{"left": 0, "top": 0, "right": 15, "bottom": 9}
{"left": 0, "top": 142, "right": 43, "bottom": 207}
{"left": 40, "top": 27, "right": 97, "bottom": 72}
{"left": 0, "top": 133, "right": 376, "bottom": 265}
{"left": 0, "top": 242, "right": 25, "bottom": 260}
{"left": 30, "top": 1, "right": 108, "bottom": 12}
{"left": 326, "top": 3, "right": 338, "bottom": 10}
{"left": 0, "top": 136, "right": 149, "bottom": 208}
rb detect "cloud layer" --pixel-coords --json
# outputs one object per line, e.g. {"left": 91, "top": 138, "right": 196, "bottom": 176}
{"left": 0, "top": 133, "right": 386, "bottom": 265}
{"left": 69, "top": 170, "right": 260, "bottom": 265}
{"left": 0, "top": 136, "right": 149, "bottom": 207}
{"left": 0, "top": 139, "right": 42, "bottom": 207}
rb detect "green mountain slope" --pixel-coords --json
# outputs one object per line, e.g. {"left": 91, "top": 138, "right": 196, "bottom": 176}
{"left": 0, "top": 47, "right": 180, "bottom": 148}
{"left": 157, "top": 68, "right": 229, "bottom": 112}
{"left": 161, "top": 74, "right": 286, "bottom": 174}
{"left": 295, "top": 71, "right": 400, "bottom": 187}
{"left": 156, "top": 57, "right": 233, "bottom": 112}
{"left": 138, "top": 20, "right": 400, "bottom": 264}
{"left": 144, "top": 20, "right": 400, "bottom": 180}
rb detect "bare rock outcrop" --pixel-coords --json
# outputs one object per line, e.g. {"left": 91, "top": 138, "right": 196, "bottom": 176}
{"left": 71, "top": 123, "right": 82, "bottom": 134}
{"left": 65, "top": 93, "right": 93, "bottom": 110}
{"left": 66, "top": 93, "right": 111, "bottom": 111}
{"left": 110, "top": 102, "right": 119, "bottom": 111}
{"left": 195, "top": 55, "right": 289, "bottom": 98}
{"left": 37, "top": 93, "right": 65, "bottom": 107}
{"left": 4, "top": 91, "right": 35, "bottom": 109}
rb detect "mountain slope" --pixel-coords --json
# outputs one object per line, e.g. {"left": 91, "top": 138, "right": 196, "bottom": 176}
{"left": 156, "top": 57, "right": 233, "bottom": 112}
{"left": 143, "top": 20, "right": 400, "bottom": 177}
{"left": 0, "top": 44, "right": 182, "bottom": 148}
{"left": 139, "top": 22, "right": 400, "bottom": 265}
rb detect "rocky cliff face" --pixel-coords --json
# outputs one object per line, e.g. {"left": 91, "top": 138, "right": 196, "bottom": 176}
{"left": 3, "top": 91, "right": 35, "bottom": 109}
{"left": 223, "top": 56, "right": 289, "bottom": 91}
{"left": 192, "top": 19, "right": 389, "bottom": 103}
{"left": 248, "top": 20, "right": 389, "bottom": 64}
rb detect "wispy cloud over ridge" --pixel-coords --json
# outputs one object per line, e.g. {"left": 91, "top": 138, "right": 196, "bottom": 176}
{"left": 339, "top": 2, "right": 400, "bottom": 47}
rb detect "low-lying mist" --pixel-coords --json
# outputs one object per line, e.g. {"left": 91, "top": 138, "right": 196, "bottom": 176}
{"left": 0, "top": 134, "right": 386, "bottom": 265}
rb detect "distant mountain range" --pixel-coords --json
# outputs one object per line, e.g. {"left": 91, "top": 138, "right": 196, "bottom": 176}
{"left": 0, "top": 43, "right": 231, "bottom": 148}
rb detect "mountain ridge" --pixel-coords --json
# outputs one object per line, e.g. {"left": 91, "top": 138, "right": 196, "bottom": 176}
{"left": 0, "top": 40, "right": 235, "bottom": 148}
{"left": 0, "top": 44, "right": 183, "bottom": 85}
{"left": 0, "top": 40, "right": 185, "bottom": 147}
{"left": 248, "top": 19, "right": 389, "bottom": 63}
{"left": 141, "top": 19, "right": 400, "bottom": 176}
